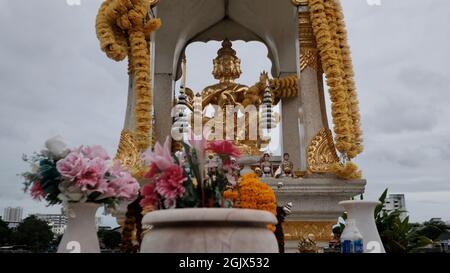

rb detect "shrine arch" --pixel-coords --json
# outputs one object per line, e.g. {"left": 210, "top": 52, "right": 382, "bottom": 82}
{"left": 153, "top": 0, "right": 298, "bottom": 79}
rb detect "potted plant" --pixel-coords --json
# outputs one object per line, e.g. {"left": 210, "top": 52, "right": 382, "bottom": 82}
{"left": 139, "top": 136, "right": 278, "bottom": 253}
{"left": 21, "top": 136, "right": 140, "bottom": 253}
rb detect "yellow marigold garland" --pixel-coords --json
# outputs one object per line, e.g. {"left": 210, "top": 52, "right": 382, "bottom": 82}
{"left": 95, "top": 0, "right": 128, "bottom": 61}
{"left": 331, "top": 161, "right": 362, "bottom": 180}
{"left": 308, "top": 0, "right": 363, "bottom": 179}
{"left": 332, "top": 0, "right": 363, "bottom": 158}
{"left": 309, "top": 0, "right": 354, "bottom": 155}
{"left": 223, "top": 173, "right": 277, "bottom": 232}
{"left": 95, "top": 0, "right": 161, "bottom": 151}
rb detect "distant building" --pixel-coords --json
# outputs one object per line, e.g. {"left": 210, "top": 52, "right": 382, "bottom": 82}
{"left": 436, "top": 232, "right": 450, "bottom": 253}
{"left": 3, "top": 207, "right": 23, "bottom": 229}
{"left": 382, "top": 194, "right": 407, "bottom": 220}
{"left": 429, "top": 217, "right": 444, "bottom": 223}
{"left": 33, "top": 213, "right": 68, "bottom": 235}
{"left": 3, "top": 207, "right": 23, "bottom": 223}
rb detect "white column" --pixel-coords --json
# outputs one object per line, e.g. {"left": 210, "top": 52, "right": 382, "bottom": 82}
{"left": 280, "top": 71, "right": 304, "bottom": 172}
{"left": 153, "top": 73, "right": 174, "bottom": 144}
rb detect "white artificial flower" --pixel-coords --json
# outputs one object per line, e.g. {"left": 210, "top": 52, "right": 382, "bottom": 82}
{"left": 45, "top": 135, "right": 70, "bottom": 159}
{"left": 58, "top": 180, "right": 87, "bottom": 202}
{"left": 31, "top": 163, "right": 39, "bottom": 173}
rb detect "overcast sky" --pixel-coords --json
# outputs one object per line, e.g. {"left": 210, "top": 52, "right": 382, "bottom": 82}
{"left": 0, "top": 0, "right": 449, "bottom": 227}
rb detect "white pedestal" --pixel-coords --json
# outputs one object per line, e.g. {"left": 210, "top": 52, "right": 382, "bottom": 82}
{"left": 262, "top": 177, "right": 366, "bottom": 253}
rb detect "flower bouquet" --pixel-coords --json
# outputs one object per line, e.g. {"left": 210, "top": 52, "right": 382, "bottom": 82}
{"left": 140, "top": 135, "right": 241, "bottom": 211}
{"left": 22, "top": 136, "right": 139, "bottom": 208}
{"left": 21, "top": 136, "right": 140, "bottom": 253}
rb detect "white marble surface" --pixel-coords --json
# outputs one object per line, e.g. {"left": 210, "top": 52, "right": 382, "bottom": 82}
{"left": 57, "top": 203, "right": 100, "bottom": 253}
{"left": 143, "top": 208, "right": 277, "bottom": 225}
{"left": 141, "top": 208, "right": 279, "bottom": 253}
{"left": 264, "top": 177, "right": 366, "bottom": 221}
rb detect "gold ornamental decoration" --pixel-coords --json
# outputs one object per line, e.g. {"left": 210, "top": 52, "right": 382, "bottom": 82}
{"left": 283, "top": 221, "right": 335, "bottom": 242}
{"left": 269, "top": 74, "right": 298, "bottom": 103}
{"left": 307, "top": 128, "right": 339, "bottom": 173}
{"left": 114, "top": 129, "right": 146, "bottom": 181}
{"left": 291, "top": 0, "right": 309, "bottom": 6}
{"left": 297, "top": 1, "right": 322, "bottom": 72}
{"left": 300, "top": 48, "right": 321, "bottom": 72}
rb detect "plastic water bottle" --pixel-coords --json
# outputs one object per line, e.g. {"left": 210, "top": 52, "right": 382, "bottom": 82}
{"left": 341, "top": 219, "right": 364, "bottom": 253}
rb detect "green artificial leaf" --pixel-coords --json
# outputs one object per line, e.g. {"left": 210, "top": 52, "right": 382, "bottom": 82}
{"left": 214, "top": 186, "right": 223, "bottom": 208}
{"left": 89, "top": 192, "right": 102, "bottom": 201}
{"left": 178, "top": 177, "right": 200, "bottom": 208}
{"left": 39, "top": 159, "right": 59, "bottom": 180}
{"left": 173, "top": 155, "right": 180, "bottom": 165}
{"left": 375, "top": 188, "right": 388, "bottom": 218}
{"left": 181, "top": 141, "right": 202, "bottom": 186}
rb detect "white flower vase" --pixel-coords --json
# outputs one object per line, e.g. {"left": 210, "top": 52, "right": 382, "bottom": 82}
{"left": 141, "top": 208, "right": 279, "bottom": 253}
{"left": 339, "top": 200, "right": 386, "bottom": 253}
{"left": 57, "top": 202, "right": 101, "bottom": 253}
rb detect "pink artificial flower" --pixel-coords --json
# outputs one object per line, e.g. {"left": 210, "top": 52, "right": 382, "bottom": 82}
{"left": 96, "top": 180, "right": 116, "bottom": 199}
{"left": 56, "top": 151, "right": 85, "bottom": 180}
{"left": 30, "top": 181, "right": 45, "bottom": 200}
{"left": 109, "top": 160, "right": 130, "bottom": 178}
{"left": 189, "top": 131, "right": 208, "bottom": 155}
{"left": 142, "top": 136, "right": 174, "bottom": 171}
{"left": 75, "top": 157, "right": 108, "bottom": 192}
{"left": 111, "top": 175, "right": 139, "bottom": 200}
{"left": 223, "top": 158, "right": 239, "bottom": 172}
{"left": 207, "top": 140, "right": 241, "bottom": 158}
{"left": 226, "top": 173, "right": 237, "bottom": 187}
{"left": 140, "top": 182, "right": 159, "bottom": 208}
{"left": 79, "top": 145, "right": 110, "bottom": 160}
{"left": 105, "top": 161, "right": 139, "bottom": 200}
{"left": 144, "top": 162, "right": 160, "bottom": 180}
{"left": 155, "top": 165, "right": 186, "bottom": 201}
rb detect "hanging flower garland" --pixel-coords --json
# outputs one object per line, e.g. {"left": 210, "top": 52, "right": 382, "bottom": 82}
{"left": 95, "top": 0, "right": 161, "bottom": 151}
{"left": 95, "top": 0, "right": 129, "bottom": 62}
{"left": 332, "top": 0, "right": 363, "bottom": 158}
{"left": 308, "top": 0, "right": 354, "bottom": 155}
{"left": 332, "top": 161, "right": 362, "bottom": 180}
{"left": 308, "top": 0, "right": 363, "bottom": 179}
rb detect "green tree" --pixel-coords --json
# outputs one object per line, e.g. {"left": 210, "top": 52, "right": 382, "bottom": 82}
{"left": 375, "top": 189, "right": 434, "bottom": 253}
{"left": 420, "top": 220, "right": 448, "bottom": 240}
{"left": 12, "top": 216, "right": 54, "bottom": 252}
{"left": 0, "top": 218, "right": 12, "bottom": 246}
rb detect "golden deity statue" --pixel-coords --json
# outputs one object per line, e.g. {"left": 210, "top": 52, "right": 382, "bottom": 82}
{"left": 178, "top": 39, "right": 299, "bottom": 156}
{"left": 201, "top": 39, "right": 267, "bottom": 109}
{"left": 184, "top": 39, "right": 270, "bottom": 156}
